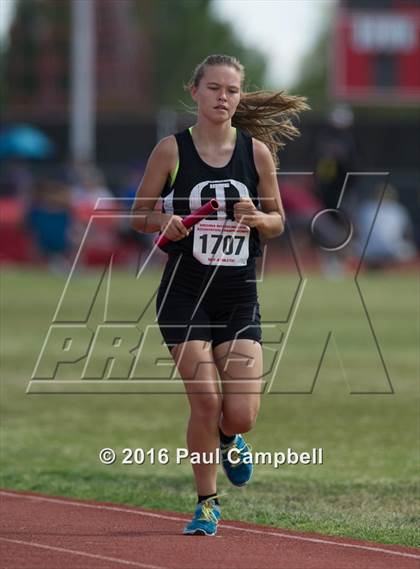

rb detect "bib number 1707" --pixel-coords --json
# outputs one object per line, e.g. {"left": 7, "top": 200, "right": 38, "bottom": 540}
{"left": 199, "top": 233, "right": 245, "bottom": 255}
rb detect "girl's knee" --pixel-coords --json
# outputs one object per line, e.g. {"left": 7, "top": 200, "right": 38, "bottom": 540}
{"left": 189, "top": 393, "right": 222, "bottom": 422}
{"left": 223, "top": 405, "right": 259, "bottom": 434}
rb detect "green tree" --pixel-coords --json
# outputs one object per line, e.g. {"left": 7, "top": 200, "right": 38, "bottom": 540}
{"left": 0, "top": 41, "right": 6, "bottom": 115}
{"left": 2, "top": 0, "right": 70, "bottom": 112}
{"left": 290, "top": 21, "right": 331, "bottom": 113}
{"left": 144, "top": 0, "right": 268, "bottom": 109}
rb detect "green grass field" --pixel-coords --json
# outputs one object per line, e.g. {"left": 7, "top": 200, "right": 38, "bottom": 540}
{"left": 1, "top": 265, "right": 419, "bottom": 547}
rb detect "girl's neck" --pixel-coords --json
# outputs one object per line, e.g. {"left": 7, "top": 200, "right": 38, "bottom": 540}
{"left": 192, "top": 118, "right": 235, "bottom": 147}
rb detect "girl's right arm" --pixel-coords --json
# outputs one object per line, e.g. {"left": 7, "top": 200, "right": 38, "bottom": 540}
{"left": 130, "top": 136, "right": 190, "bottom": 241}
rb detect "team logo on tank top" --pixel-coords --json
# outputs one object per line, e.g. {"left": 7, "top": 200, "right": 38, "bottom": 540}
{"left": 189, "top": 179, "right": 251, "bottom": 266}
{"left": 189, "top": 179, "right": 250, "bottom": 221}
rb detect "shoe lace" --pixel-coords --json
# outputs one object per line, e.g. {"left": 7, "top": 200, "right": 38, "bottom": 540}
{"left": 198, "top": 498, "right": 219, "bottom": 523}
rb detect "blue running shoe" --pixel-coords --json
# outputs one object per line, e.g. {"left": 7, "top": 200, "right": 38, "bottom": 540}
{"left": 183, "top": 498, "right": 221, "bottom": 536}
{"left": 221, "top": 434, "right": 253, "bottom": 486}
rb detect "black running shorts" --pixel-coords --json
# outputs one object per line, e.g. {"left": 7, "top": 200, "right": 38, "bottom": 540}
{"left": 156, "top": 254, "right": 262, "bottom": 350}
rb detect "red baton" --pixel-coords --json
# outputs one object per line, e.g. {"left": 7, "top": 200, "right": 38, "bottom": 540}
{"left": 156, "top": 199, "right": 219, "bottom": 249}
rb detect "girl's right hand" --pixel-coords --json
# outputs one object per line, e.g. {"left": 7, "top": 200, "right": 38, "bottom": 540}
{"left": 160, "top": 214, "right": 191, "bottom": 241}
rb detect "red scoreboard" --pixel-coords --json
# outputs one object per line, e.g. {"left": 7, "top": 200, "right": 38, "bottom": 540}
{"left": 331, "top": 2, "right": 420, "bottom": 103}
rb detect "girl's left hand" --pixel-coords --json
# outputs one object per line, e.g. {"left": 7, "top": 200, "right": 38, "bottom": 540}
{"left": 234, "top": 197, "right": 262, "bottom": 228}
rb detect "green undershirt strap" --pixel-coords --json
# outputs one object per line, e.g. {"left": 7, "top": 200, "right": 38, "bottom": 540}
{"left": 170, "top": 160, "right": 179, "bottom": 187}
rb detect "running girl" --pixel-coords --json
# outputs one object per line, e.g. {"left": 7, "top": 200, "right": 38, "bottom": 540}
{"left": 131, "top": 54, "right": 307, "bottom": 536}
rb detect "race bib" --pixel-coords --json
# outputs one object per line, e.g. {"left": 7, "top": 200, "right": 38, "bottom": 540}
{"left": 193, "top": 219, "right": 250, "bottom": 266}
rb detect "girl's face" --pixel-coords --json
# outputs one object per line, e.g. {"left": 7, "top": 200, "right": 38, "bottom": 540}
{"left": 191, "top": 65, "right": 241, "bottom": 124}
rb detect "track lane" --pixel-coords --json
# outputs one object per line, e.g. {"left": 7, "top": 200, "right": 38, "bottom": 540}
{"left": 1, "top": 490, "right": 418, "bottom": 569}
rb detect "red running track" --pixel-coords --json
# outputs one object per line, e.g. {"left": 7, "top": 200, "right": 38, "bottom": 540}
{"left": 1, "top": 490, "right": 419, "bottom": 569}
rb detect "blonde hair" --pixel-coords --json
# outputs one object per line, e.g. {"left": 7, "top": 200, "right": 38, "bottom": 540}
{"left": 188, "top": 54, "right": 309, "bottom": 167}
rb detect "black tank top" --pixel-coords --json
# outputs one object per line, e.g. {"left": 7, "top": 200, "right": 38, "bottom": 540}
{"left": 159, "top": 128, "right": 261, "bottom": 262}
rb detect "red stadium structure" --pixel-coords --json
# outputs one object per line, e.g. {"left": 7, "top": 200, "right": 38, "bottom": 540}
{"left": 331, "top": 0, "right": 420, "bottom": 103}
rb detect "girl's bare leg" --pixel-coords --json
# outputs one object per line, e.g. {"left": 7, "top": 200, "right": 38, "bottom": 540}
{"left": 213, "top": 339, "right": 263, "bottom": 436}
{"left": 171, "top": 340, "right": 221, "bottom": 496}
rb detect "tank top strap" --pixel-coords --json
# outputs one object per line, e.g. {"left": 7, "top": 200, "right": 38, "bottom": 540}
{"left": 174, "top": 129, "right": 191, "bottom": 170}
{"left": 236, "top": 131, "right": 259, "bottom": 180}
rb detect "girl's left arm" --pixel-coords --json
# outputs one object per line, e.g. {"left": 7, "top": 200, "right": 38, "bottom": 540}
{"left": 253, "top": 138, "right": 285, "bottom": 239}
{"left": 234, "top": 139, "right": 285, "bottom": 240}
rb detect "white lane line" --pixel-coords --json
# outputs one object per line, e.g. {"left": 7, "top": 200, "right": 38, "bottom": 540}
{"left": 219, "top": 524, "right": 420, "bottom": 561}
{"left": 1, "top": 490, "right": 419, "bottom": 561}
{"left": 0, "top": 537, "right": 167, "bottom": 569}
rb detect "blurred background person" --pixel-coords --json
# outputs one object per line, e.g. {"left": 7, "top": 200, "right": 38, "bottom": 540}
{"left": 26, "top": 179, "right": 74, "bottom": 273}
{"left": 281, "top": 174, "right": 354, "bottom": 278}
{"left": 311, "top": 104, "right": 359, "bottom": 277}
{"left": 354, "top": 184, "right": 417, "bottom": 270}
{"left": 70, "top": 163, "right": 114, "bottom": 209}
{"left": 314, "top": 104, "right": 358, "bottom": 214}
{"left": 0, "top": 158, "right": 34, "bottom": 200}
{"left": 116, "top": 164, "right": 156, "bottom": 265}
